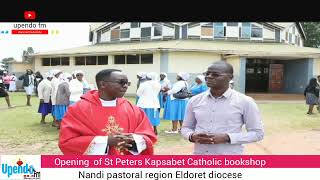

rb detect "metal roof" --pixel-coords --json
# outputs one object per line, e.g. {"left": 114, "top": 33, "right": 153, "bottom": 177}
{"left": 32, "top": 40, "right": 320, "bottom": 58}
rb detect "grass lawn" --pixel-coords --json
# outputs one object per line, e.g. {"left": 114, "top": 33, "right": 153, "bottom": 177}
{"left": 0, "top": 92, "right": 319, "bottom": 154}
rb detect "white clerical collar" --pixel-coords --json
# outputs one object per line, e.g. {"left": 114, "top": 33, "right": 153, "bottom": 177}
{"left": 99, "top": 98, "right": 117, "bottom": 107}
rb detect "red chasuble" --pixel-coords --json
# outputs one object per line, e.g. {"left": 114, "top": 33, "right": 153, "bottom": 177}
{"left": 59, "top": 90, "right": 157, "bottom": 155}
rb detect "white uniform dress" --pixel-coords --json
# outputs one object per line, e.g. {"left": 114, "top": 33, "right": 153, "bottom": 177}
{"left": 8, "top": 75, "right": 17, "bottom": 91}
{"left": 136, "top": 80, "right": 161, "bottom": 126}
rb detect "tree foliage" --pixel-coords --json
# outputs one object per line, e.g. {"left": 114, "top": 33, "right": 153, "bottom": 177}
{"left": 301, "top": 22, "right": 320, "bottom": 48}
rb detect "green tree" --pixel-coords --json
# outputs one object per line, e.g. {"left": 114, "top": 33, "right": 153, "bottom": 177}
{"left": 1, "top": 57, "right": 15, "bottom": 63}
{"left": 1, "top": 57, "right": 15, "bottom": 70}
{"left": 301, "top": 22, "right": 320, "bottom": 48}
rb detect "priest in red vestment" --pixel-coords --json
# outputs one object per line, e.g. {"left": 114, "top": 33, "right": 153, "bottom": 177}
{"left": 59, "top": 69, "right": 157, "bottom": 155}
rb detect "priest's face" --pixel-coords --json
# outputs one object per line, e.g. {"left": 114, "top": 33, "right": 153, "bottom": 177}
{"left": 102, "top": 71, "right": 129, "bottom": 98}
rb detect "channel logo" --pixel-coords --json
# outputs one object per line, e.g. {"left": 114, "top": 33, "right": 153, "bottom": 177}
{"left": 0, "top": 156, "right": 41, "bottom": 180}
{"left": 24, "top": 11, "right": 36, "bottom": 20}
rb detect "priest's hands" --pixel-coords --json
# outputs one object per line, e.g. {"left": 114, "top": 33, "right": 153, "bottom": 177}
{"left": 190, "top": 133, "right": 230, "bottom": 144}
{"left": 108, "top": 134, "right": 137, "bottom": 152}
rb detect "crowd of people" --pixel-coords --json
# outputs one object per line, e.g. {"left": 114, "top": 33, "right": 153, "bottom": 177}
{"left": 0, "top": 69, "right": 92, "bottom": 129}
{"left": 1, "top": 71, "right": 17, "bottom": 92}
{"left": 37, "top": 69, "right": 91, "bottom": 129}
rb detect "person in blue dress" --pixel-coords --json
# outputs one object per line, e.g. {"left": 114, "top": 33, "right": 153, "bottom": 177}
{"left": 190, "top": 75, "right": 208, "bottom": 96}
{"left": 163, "top": 72, "right": 190, "bottom": 134}
{"left": 54, "top": 73, "right": 72, "bottom": 129}
{"left": 136, "top": 72, "right": 161, "bottom": 135}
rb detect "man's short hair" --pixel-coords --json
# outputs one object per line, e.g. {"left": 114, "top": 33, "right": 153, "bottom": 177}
{"left": 95, "top": 69, "right": 121, "bottom": 88}
{"left": 26, "top": 69, "right": 33, "bottom": 74}
{"left": 210, "top": 61, "right": 234, "bottom": 74}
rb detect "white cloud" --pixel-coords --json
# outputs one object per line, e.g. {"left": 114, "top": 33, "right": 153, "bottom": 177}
{"left": 0, "top": 22, "right": 91, "bottom": 61}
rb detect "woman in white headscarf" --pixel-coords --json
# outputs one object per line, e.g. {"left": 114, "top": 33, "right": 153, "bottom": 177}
{"left": 54, "top": 72, "right": 72, "bottom": 129}
{"left": 159, "top": 72, "right": 171, "bottom": 109}
{"left": 163, "top": 72, "right": 190, "bottom": 134}
{"left": 136, "top": 72, "right": 161, "bottom": 135}
{"left": 136, "top": 71, "right": 147, "bottom": 104}
{"left": 69, "top": 70, "right": 85, "bottom": 105}
{"left": 37, "top": 72, "right": 54, "bottom": 124}
{"left": 190, "top": 74, "right": 208, "bottom": 96}
{"left": 50, "top": 69, "right": 63, "bottom": 127}
{"left": 72, "top": 70, "right": 91, "bottom": 94}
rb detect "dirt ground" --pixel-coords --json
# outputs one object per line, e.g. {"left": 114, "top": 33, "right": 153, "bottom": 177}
{"left": 155, "top": 130, "right": 320, "bottom": 155}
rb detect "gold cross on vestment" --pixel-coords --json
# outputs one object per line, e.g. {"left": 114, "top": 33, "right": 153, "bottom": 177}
{"left": 102, "top": 116, "right": 124, "bottom": 135}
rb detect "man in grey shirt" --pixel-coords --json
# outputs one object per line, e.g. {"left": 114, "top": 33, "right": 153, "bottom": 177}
{"left": 181, "top": 61, "right": 264, "bottom": 155}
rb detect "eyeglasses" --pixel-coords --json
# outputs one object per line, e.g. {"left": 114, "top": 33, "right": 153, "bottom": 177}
{"left": 103, "top": 80, "right": 131, "bottom": 86}
{"left": 203, "top": 71, "right": 229, "bottom": 77}
{"left": 76, "top": 74, "right": 83, "bottom": 77}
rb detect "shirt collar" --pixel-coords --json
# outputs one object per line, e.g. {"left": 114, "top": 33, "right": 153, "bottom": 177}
{"left": 99, "top": 98, "right": 117, "bottom": 107}
{"left": 206, "top": 87, "right": 232, "bottom": 99}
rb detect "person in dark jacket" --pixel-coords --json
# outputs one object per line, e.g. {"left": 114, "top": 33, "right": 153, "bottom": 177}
{"left": 19, "top": 69, "right": 35, "bottom": 106}
{"left": 304, "top": 78, "right": 320, "bottom": 115}
{"left": 34, "top": 71, "right": 44, "bottom": 96}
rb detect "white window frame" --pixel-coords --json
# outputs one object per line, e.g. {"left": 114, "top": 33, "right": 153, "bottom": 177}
{"left": 120, "top": 29, "right": 130, "bottom": 40}
{"left": 153, "top": 25, "right": 163, "bottom": 38}
{"left": 250, "top": 23, "right": 263, "bottom": 40}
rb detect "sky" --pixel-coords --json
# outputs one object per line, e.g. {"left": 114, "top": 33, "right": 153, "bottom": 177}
{"left": 0, "top": 23, "right": 91, "bottom": 61}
